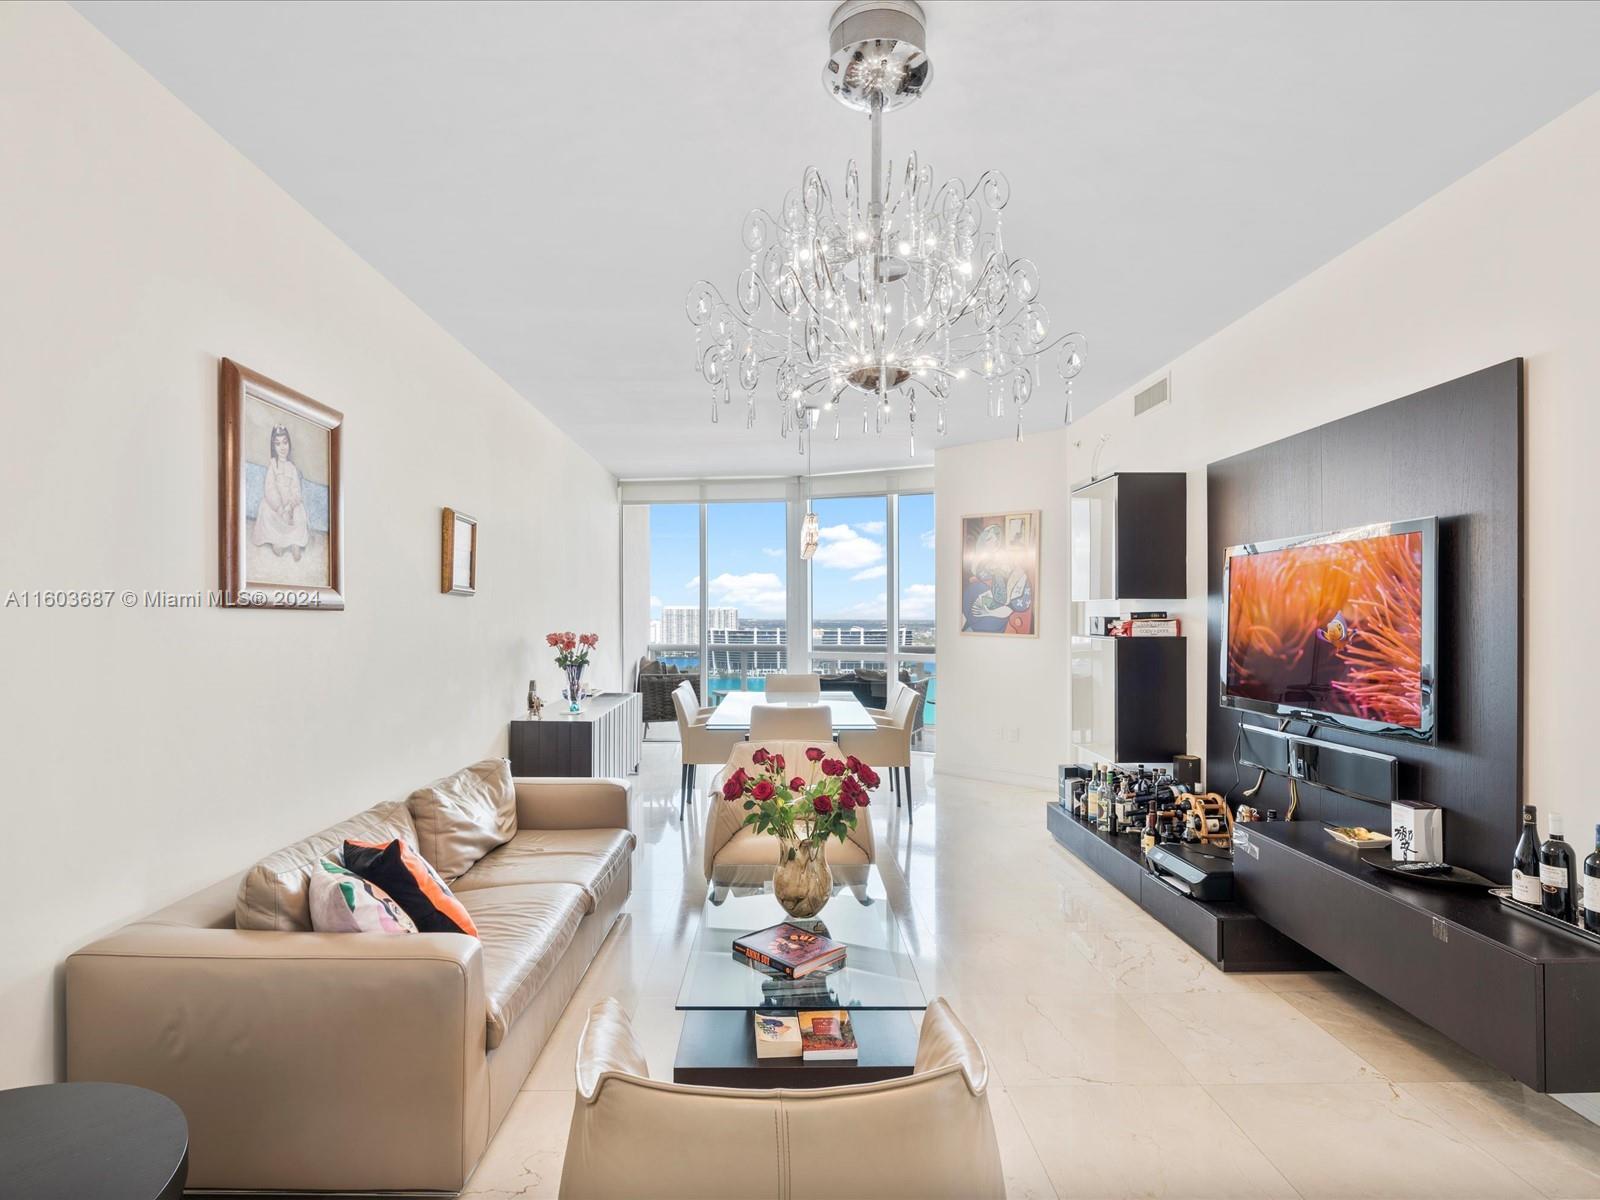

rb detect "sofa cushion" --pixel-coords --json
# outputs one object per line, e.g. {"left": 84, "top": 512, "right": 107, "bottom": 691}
{"left": 307, "top": 859, "right": 417, "bottom": 934}
{"left": 343, "top": 839, "right": 479, "bottom": 936}
{"left": 450, "top": 828, "right": 635, "bottom": 912}
{"left": 459, "top": 883, "right": 588, "bottom": 1049}
{"left": 407, "top": 758, "right": 517, "bottom": 881}
{"left": 236, "top": 801, "right": 417, "bottom": 931}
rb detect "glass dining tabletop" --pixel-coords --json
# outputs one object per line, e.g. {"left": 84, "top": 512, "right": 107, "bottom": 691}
{"left": 704, "top": 690, "right": 879, "bottom": 733}
{"left": 676, "top": 864, "right": 928, "bottom": 1012}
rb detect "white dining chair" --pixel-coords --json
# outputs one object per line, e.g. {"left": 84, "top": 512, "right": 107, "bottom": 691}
{"left": 762, "top": 672, "right": 822, "bottom": 698}
{"left": 671, "top": 682, "right": 742, "bottom": 819}
{"left": 749, "top": 703, "right": 832, "bottom": 742}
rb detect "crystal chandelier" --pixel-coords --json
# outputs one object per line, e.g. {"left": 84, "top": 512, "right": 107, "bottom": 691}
{"left": 686, "top": 0, "right": 1085, "bottom": 458}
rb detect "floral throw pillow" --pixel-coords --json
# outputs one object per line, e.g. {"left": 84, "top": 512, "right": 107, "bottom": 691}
{"left": 308, "top": 858, "right": 417, "bottom": 934}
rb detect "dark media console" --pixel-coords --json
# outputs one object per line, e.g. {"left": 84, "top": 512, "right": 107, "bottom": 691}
{"left": 1236, "top": 822, "right": 1600, "bottom": 1092}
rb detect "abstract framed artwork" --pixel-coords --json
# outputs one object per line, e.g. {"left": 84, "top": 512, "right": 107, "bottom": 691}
{"left": 441, "top": 508, "right": 477, "bottom": 595}
{"left": 959, "top": 510, "right": 1039, "bottom": 636}
{"left": 219, "top": 358, "right": 344, "bottom": 610}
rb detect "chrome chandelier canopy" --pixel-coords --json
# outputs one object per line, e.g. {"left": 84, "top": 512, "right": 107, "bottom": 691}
{"left": 686, "top": 0, "right": 1085, "bottom": 457}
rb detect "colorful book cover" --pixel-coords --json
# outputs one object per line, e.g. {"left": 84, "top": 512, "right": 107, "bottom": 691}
{"left": 733, "top": 922, "right": 847, "bottom": 978}
{"left": 798, "top": 1009, "right": 858, "bottom": 1060}
{"left": 752, "top": 1012, "right": 802, "bottom": 1059}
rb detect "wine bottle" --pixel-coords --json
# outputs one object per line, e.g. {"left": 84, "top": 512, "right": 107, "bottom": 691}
{"left": 1539, "top": 811, "right": 1578, "bottom": 923}
{"left": 1584, "top": 824, "right": 1600, "bottom": 934}
{"left": 1510, "top": 804, "right": 1541, "bottom": 906}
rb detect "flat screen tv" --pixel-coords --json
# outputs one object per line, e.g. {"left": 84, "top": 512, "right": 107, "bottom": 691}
{"left": 1221, "top": 517, "right": 1437, "bottom": 741}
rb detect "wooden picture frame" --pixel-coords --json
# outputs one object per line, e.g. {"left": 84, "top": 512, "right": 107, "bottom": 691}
{"left": 441, "top": 508, "right": 477, "bottom": 595}
{"left": 959, "top": 510, "right": 1040, "bottom": 637}
{"left": 219, "top": 358, "right": 345, "bottom": 610}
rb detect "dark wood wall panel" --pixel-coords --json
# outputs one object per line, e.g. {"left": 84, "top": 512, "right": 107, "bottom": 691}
{"left": 1206, "top": 360, "right": 1523, "bottom": 878}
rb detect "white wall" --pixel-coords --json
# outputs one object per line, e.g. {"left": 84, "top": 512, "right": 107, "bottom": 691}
{"left": 0, "top": 3, "right": 620, "bottom": 1087}
{"left": 936, "top": 88, "right": 1600, "bottom": 824}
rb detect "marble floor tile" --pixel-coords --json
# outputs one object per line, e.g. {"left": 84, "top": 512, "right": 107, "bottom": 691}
{"left": 1278, "top": 980, "right": 1508, "bottom": 1083}
{"left": 458, "top": 1090, "right": 573, "bottom": 1199}
{"left": 1407, "top": 1080, "right": 1600, "bottom": 1198}
{"left": 1069, "top": 926, "right": 1271, "bottom": 995}
{"left": 1126, "top": 991, "right": 1385, "bottom": 1084}
{"left": 1208, "top": 1081, "right": 1533, "bottom": 1199}
{"left": 1008, "top": 1082, "right": 1300, "bottom": 1199}
{"left": 957, "top": 992, "right": 1197, "bottom": 1087}
{"left": 987, "top": 1086, "right": 1061, "bottom": 1200}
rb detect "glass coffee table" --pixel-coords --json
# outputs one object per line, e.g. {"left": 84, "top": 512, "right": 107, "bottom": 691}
{"left": 673, "top": 864, "right": 928, "bottom": 1088}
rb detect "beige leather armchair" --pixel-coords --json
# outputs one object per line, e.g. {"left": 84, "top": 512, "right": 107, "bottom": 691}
{"left": 840, "top": 686, "right": 924, "bottom": 818}
{"left": 559, "top": 997, "right": 1004, "bottom": 1200}
{"left": 673, "top": 680, "right": 743, "bottom": 818}
{"left": 703, "top": 739, "right": 874, "bottom": 877}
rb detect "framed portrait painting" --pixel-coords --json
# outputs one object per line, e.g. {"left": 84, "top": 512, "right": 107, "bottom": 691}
{"left": 441, "top": 508, "right": 477, "bottom": 595}
{"left": 219, "top": 359, "right": 344, "bottom": 609}
{"left": 960, "top": 510, "right": 1039, "bottom": 636}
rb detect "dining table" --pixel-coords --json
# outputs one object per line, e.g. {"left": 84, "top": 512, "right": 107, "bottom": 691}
{"left": 704, "top": 689, "right": 878, "bottom": 734}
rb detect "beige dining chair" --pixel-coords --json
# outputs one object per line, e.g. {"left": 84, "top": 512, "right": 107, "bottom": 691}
{"left": 749, "top": 703, "right": 832, "bottom": 742}
{"left": 840, "top": 686, "right": 924, "bottom": 818}
{"left": 672, "top": 681, "right": 743, "bottom": 819}
{"left": 558, "top": 997, "right": 1004, "bottom": 1200}
{"left": 703, "top": 738, "right": 875, "bottom": 876}
{"left": 762, "top": 672, "right": 822, "bottom": 698}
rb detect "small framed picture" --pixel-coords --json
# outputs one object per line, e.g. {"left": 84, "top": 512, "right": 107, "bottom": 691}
{"left": 441, "top": 508, "right": 477, "bottom": 595}
{"left": 219, "top": 359, "right": 344, "bottom": 610}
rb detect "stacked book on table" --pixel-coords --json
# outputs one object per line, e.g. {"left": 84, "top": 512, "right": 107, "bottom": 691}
{"left": 733, "top": 922, "right": 846, "bottom": 978}
{"left": 752, "top": 1010, "right": 859, "bottom": 1061}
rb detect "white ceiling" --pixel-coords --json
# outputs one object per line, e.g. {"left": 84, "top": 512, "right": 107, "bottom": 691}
{"left": 75, "top": 1, "right": 1600, "bottom": 479}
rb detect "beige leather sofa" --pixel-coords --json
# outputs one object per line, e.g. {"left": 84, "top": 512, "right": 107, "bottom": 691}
{"left": 66, "top": 768, "right": 633, "bottom": 1196}
{"left": 559, "top": 997, "right": 1004, "bottom": 1200}
{"left": 702, "top": 738, "right": 875, "bottom": 877}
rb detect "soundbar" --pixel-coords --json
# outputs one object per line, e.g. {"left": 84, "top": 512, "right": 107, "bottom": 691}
{"left": 1237, "top": 722, "right": 1398, "bottom": 806}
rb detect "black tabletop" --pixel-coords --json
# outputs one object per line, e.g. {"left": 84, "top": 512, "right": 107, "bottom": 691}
{"left": 0, "top": 1082, "right": 187, "bottom": 1200}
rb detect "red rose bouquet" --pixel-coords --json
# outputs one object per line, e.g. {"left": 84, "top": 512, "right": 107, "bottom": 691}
{"left": 546, "top": 631, "right": 598, "bottom": 712}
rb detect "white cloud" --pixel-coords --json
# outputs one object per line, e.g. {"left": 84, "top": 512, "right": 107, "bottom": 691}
{"left": 837, "top": 592, "right": 889, "bottom": 619}
{"left": 812, "top": 524, "right": 885, "bottom": 571}
{"left": 761, "top": 547, "right": 784, "bottom": 558}
{"left": 858, "top": 520, "right": 886, "bottom": 535}
{"left": 901, "top": 583, "right": 936, "bottom": 620}
{"left": 684, "top": 575, "right": 699, "bottom": 590}
{"left": 649, "top": 595, "right": 662, "bottom": 608}
{"left": 707, "top": 571, "right": 787, "bottom": 618}
{"left": 851, "top": 565, "right": 887, "bottom": 581}
{"left": 919, "top": 529, "right": 936, "bottom": 550}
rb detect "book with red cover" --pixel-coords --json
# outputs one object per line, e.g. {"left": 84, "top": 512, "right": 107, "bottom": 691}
{"left": 798, "top": 1009, "right": 858, "bottom": 1061}
{"left": 732, "top": 922, "right": 847, "bottom": 978}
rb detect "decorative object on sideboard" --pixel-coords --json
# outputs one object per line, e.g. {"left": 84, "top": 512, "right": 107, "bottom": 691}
{"left": 960, "top": 510, "right": 1039, "bottom": 636}
{"left": 526, "top": 680, "right": 544, "bottom": 720}
{"left": 685, "top": 0, "right": 1086, "bottom": 459}
{"left": 1539, "top": 811, "right": 1579, "bottom": 923}
{"left": 720, "top": 745, "right": 878, "bottom": 918}
{"left": 1391, "top": 799, "right": 1442, "bottom": 863}
{"left": 218, "top": 359, "right": 344, "bottom": 609}
{"left": 547, "top": 631, "right": 598, "bottom": 713}
{"left": 440, "top": 508, "right": 477, "bottom": 595}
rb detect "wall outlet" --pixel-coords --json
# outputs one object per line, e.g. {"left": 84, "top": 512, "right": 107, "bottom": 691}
{"left": 1005, "top": 726, "right": 1021, "bottom": 743}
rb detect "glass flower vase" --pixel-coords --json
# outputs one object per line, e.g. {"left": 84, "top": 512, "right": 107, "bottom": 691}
{"left": 564, "top": 664, "right": 585, "bottom": 713}
{"left": 774, "top": 835, "right": 832, "bottom": 919}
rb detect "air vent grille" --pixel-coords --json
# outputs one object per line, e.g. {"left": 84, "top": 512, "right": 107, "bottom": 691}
{"left": 1134, "top": 376, "right": 1170, "bottom": 417}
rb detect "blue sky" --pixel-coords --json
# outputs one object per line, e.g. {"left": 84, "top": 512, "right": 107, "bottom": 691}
{"left": 647, "top": 496, "right": 935, "bottom": 624}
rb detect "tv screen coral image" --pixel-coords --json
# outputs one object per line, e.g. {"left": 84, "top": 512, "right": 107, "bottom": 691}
{"left": 1226, "top": 530, "right": 1424, "bottom": 729}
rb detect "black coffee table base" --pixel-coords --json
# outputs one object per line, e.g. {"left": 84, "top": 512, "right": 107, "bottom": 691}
{"left": 674, "top": 1009, "right": 919, "bottom": 1089}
